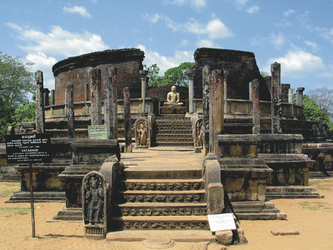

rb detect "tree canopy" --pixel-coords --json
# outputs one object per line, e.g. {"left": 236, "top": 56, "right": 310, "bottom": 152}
{"left": 0, "top": 52, "right": 35, "bottom": 140}
{"left": 144, "top": 62, "right": 195, "bottom": 87}
{"left": 307, "top": 87, "right": 333, "bottom": 121}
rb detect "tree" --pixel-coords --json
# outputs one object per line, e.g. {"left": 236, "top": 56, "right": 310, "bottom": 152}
{"left": 307, "top": 87, "right": 333, "bottom": 120}
{"left": 163, "top": 62, "right": 195, "bottom": 87}
{"left": 301, "top": 95, "right": 330, "bottom": 124}
{"left": 145, "top": 62, "right": 195, "bottom": 87}
{"left": 0, "top": 52, "right": 34, "bottom": 140}
{"left": 144, "top": 63, "right": 162, "bottom": 87}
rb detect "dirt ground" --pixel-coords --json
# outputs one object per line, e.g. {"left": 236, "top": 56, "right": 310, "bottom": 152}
{"left": 1, "top": 178, "right": 333, "bottom": 250}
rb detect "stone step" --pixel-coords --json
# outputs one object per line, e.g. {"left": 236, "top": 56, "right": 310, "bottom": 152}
{"left": 153, "top": 142, "right": 193, "bottom": 146}
{"left": 267, "top": 194, "right": 322, "bottom": 199}
{"left": 116, "top": 190, "right": 205, "bottom": 203}
{"left": 230, "top": 201, "right": 286, "bottom": 220}
{"left": 266, "top": 186, "right": 322, "bottom": 199}
{"left": 231, "top": 201, "right": 280, "bottom": 213}
{"left": 155, "top": 129, "right": 192, "bottom": 134}
{"left": 123, "top": 168, "right": 202, "bottom": 180}
{"left": 6, "top": 191, "right": 65, "bottom": 203}
{"left": 110, "top": 216, "right": 209, "bottom": 230}
{"left": 112, "top": 203, "right": 207, "bottom": 217}
{"left": 234, "top": 212, "right": 284, "bottom": 220}
{"left": 51, "top": 207, "right": 82, "bottom": 221}
{"left": 119, "top": 179, "right": 204, "bottom": 191}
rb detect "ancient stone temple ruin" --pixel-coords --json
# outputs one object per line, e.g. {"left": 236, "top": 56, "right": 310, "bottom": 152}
{"left": 7, "top": 47, "right": 333, "bottom": 245}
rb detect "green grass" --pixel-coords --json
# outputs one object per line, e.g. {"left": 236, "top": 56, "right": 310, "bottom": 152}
{"left": 308, "top": 179, "right": 332, "bottom": 191}
{"left": 0, "top": 183, "right": 20, "bottom": 198}
{"left": 298, "top": 201, "right": 332, "bottom": 211}
{"left": 0, "top": 207, "right": 30, "bottom": 217}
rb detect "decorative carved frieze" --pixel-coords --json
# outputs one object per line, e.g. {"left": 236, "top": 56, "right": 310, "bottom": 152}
{"left": 123, "top": 193, "right": 204, "bottom": 203}
{"left": 120, "top": 206, "right": 207, "bottom": 216}
{"left": 125, "top": 181, "right": 204, "bottom": 191}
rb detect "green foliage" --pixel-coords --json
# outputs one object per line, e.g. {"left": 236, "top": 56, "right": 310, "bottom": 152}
{"left": 145, "top": 62, "right": 195, "bottom": 87}
{"left": 297, "top": 94, "right": 330, "bottom": 123}
{"left": 307, "top": 87, "right": 333, "bottom": 120}
{"left": 0, "top": 52, "right": 34, "bottom": 140}
{"left": 163, "top": 62, "right": 195, "bottom": 87}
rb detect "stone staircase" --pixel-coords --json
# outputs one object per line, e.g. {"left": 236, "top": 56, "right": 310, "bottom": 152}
{"left": 109, "top": 166, "right": 209, "bottom": 231}
{"left": 152, "top": 116, "right": 193, "bottom": 146}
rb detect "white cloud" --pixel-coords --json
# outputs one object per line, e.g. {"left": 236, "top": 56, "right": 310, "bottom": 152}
{"left": 166, "top": 0, "right": 207, "bottom": 8}
{"left": 180, "top": 39, "right": 188, "bottom": 46}
{"left": 7, "top": 24, "right": 109, "bottom": 57}
{"left": 233, "top": 0, "right": 249, "bottom": 10}
{"left": 247, "top": 5, "right": 260, "bottom": 14}
{"left": 185, "top": 18, "right": 233, "bottom": 39}
{"left": 144, "top": 15, "right": 233, "bottom": 39}
{"left": 26, "top": 52, "right": 57, "bottom": 90}
{"left": 284, "top": 9, "right": 295, "bottom": 17}
{"left": 196, "top": 39, "right": 214, "bottom": 47}
{"left": 137, "top": 44, "right": 193, "bottom": 74}
{"left": 263, "top": 48, "right": 325, "bottom": 78}
{"left": 304, "top": 41, "right": 318, "bottom": 50}
{"left": 63, "top": 6, "right": 91, "bottom": 18}
{"left": 191, "top": 0, "right": 207, "bottom": 8}
{"left": 270, "top": 32, "right": 285, "bottom": 49}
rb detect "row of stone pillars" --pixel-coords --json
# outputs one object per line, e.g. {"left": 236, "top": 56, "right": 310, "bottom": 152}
{"left": 34, "top": 68, "right": 133, "bottom": 152}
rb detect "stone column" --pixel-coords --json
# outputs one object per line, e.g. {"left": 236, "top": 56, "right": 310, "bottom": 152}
{"left": 90, "top": 69, "right": 102, "bottom": 125}
{"left": 288, "top": 88, "right": 294, "bottom": 104}
{"left": 202, "top": 65, "right": 211, "bottom": 155}
{"left": 104, "top": 77, "right": 113, "bottom": 139}
{"left": 209, "top": 70, "right": 224, "bottom": 154}
{"left": 50, "top": 89, "right": 55, "bottom": 117}
{"left": 289, "top": 88, "right": 294, "bottom": 117}
{"left": 139, "top": 70, "right": 148, "bottom": 113}
{"left": 252, "top": 79, "right": 260, "bottom": 134}
{"left": 223, "top": 70, "right": 229, "bottom": 114}
{"left": 35, "top": 70, "right": 45, "bottom": 134}
{"left": 51, "top": 90, "right": 55, "bottom": 106}
{"left": 110, "top": 67, "right": 118, "bottom": 139}
{"left": 43, "top": 88, "right": 50, "bottom": 107}
{"left": 271, "top": 62, "right": 281, "bottom": 134}
{"left": 84, "top": 83, "right": 89, "bottom": 115}
{"left": 123, "top": 87, "right": 132, "bottom": 153}
{"left": 249, "top": 82, "right": 253, "bottom": 101}
{"left": 66, "top": 83, "right": 75, "bottom": 138}
{"left": 187, "top": 69, "right": 195, "bottom": 114}
{"left": 296, "top": 87, "right": 305, "bottom": 106}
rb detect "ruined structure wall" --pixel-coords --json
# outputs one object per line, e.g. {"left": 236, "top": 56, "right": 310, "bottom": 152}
{"left": 193, "top": 48, "right": 271, "bottom": 101}
{"left": 52, "top": 49, "right": 144, "bottom": 105}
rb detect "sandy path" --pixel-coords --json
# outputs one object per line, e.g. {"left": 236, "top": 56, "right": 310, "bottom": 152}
{"left": 0, "top": 178, "right": 332, "bottom": 249}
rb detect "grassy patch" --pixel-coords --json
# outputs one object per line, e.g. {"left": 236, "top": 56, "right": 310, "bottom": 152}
{"left": 308, "top": 179, "right": 332, "bottom": 191}
{"left": 0, "top": 183, "right": 20, "bottom": 198}
{"left": 0, "top": 207, "right": 30, "bottom": 217}
{"left": 298, "top": 201, "right": 332, "bottom": 211}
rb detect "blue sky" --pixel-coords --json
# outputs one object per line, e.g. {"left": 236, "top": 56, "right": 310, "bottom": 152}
{"left": 1, "top": 0, "right": 332, "bottom": 96}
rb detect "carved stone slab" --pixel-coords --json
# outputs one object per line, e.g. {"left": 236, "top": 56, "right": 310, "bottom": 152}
{"left": 135, "top": 119, "right": 150, "bottom": 148}
{"left": 82, "top": 171, "right": 107, "bottom": 238}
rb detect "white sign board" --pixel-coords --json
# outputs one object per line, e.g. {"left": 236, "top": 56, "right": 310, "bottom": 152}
{"left": 88, "top": 125, "right": 108, "bottom": 139}
{"left": 208, "top": 213, "right": 236, "bottom": 232}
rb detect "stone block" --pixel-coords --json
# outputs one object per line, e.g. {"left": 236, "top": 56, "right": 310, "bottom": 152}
{"left": 207, "top": 183, "right": 224, "bottom": 214}
{"left": 215, "top": 230, "right": 233, "bottom": 245}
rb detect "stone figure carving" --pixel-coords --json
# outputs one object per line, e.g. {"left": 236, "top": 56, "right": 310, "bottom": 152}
{"left": 86, "top": 176, "right": 104, "bottom": 224}
{"left": 138, "top": 123, "right": 147, "bottom": 145}
{"left": 164, "top": 86, "right": 183, "bottom": 106}
{"left": 83, "top": 171, "right": 106, "bottom": 227}
{"left": 195, "top": 119, "right": 204, "bottom": 147}
{"left": 135, "top": 119, "right": 150, "bottom": 147}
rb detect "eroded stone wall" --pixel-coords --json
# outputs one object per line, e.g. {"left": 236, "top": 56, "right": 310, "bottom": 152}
{"left": 52, "top": 49, "right": 144, "bottom": 104}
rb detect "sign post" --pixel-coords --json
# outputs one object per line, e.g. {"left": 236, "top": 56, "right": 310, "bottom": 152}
{"left": 6, "top": 133, "right": 51, "bottom": 238}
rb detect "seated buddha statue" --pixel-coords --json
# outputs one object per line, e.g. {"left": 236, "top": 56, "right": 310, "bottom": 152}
{"left": 164, "top": 86, "right": 183, "bottom": 106}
